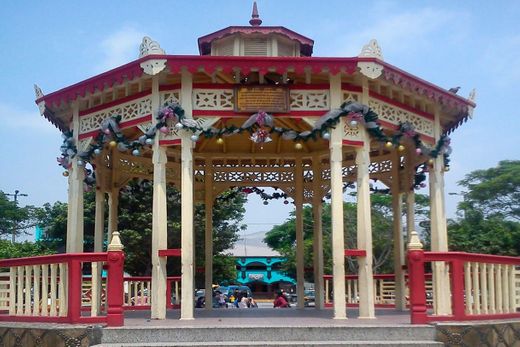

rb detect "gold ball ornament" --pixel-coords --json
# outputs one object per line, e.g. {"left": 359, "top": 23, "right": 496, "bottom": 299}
{"left": 398, "top": 144, "right": 405, "bottom": 152}
{"left": 444, "top": 166, "right": 450, "bottom": 172}
{"left": 63, "top": 171, "right": 69, "bottom": 177}
{"left": 428, "top": 158, "right": 434, "bottom": 165}
{"left": 109, "top": 140, "right": 117, "bottom": 148}
{"left": 294, "top": 142, "right": 303, "bottom": 150}
{"left": 216, "top": 137, "right": 224, "bottom": 145}
{"left": 385, "top": 141, "right": 393, "bottom": 149}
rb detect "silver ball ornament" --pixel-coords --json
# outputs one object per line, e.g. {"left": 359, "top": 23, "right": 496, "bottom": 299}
{"left": 93, "top": 148, "right": 101, "bottom": 156}
{"left": 132, "top": 149, "right": 140, "bottom": 156}
{"left": 322, "top": 132, "right": 331, "bottom": 140}
{"left": 190, "top": 134, "right": 199, "bottom": 142}
{"left": 145, "top": 138, "right": 153, "bottom": 145}
{"left": 175, "top": 122, "right": 184, "bottom": 130}
{"left": 349, "top": 120, "right": 358, "bottom": 127}
{"left": 77, "top": 160, "right": 84, "bottom": 167}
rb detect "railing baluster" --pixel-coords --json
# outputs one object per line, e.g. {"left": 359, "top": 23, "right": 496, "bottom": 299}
{"left": 502, "top": 264, "right": 509, "bottom": 313}
{"left": 464, "top": 262, "right": 472, "bottom": 314}
{"left": 33, "top": 265, "right": 41, "bottom": 316}
{"left": 451, "top": 260, "right": 465, "bottom": 320}
{"left": 91, "top": 262, "right": 99, "bottom": 316}
{"left": 509, "top": 265, "right": 516, "bottom": 312}
{"left": 175, "top": 280, "right": 179, "bottom": 305}
{"left": 24, "top": 265, "right": 32, "bottom": 315}
{"left": 480, "top": 262, "right": 488, "bottom": 314}
{"left": 16, "top": 266, "right": 23, "bottom": 315}
{"left": 354, "top": 280, "right": 358, "bottom": 303}
{"left": 471, "top": 262, "right": 480, "bottom": 314}
{"left": 347, "top": 279, "right": 352, "bottom": 304}
{"left": 488, "top": 264, "right": 496, "bottom": 314}
{"left": 496, "top": 264, "right": 503, "bottom": 313}
{"left": 41, "top": 264, "right": 49, "bottom": 317}
{"left": 49, "top": 264, "right": 57, "bottom": 317}
{"left": 9, "top": 267, "right": 16, "bottom": 316}
{"left": 58, "top": 263, "right": 67, "bottom": 317}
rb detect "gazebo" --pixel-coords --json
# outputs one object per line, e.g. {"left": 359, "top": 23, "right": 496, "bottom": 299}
{"left": 27, "top": 3, "right": 484, "bottom": 325}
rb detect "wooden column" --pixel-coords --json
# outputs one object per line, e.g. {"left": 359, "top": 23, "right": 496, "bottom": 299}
{"left": 151, "top": 75, "right": 168, "bottom": 320}
{"left": 66, "top": 101, "right": 84, "bottom": 253}
{"left": 355, "top": 128, "right": 375, "bottom": 319}
{"left": 329, "top": 73, "right": 346, "bottom": 319}
{"left": 204, "top": 162, "right": 214, "bottom": 310}
{"left": 312, "top": 156, "right": 324, "bottom": 310}
{"left": 107, "top": 187, "right": 119, "bottom": 245}
{"left": 391, "top": 151, "right": 406, "bottom": 310}
{"left": 295, "top": 157, "right": 305, "bottom": 309}
{"left": 92, "top": 185, "right": 105, "bottom": 316}
{"left": 180, "top": 69, "right": 195, "bottom": 320}
{"left": 430, "top": 106, "right": 451, "bottom": 315}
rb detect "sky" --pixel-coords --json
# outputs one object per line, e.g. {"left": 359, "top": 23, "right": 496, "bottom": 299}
{"left": 0, "top": 0, "right": 519, "bottom": 243}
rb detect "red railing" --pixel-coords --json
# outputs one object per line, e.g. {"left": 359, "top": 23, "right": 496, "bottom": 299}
{"left": 408, "top": 249, "right": 520, "bottom": 324}
{"left": 0, "top": 250, "right": 124, "bottom": 326}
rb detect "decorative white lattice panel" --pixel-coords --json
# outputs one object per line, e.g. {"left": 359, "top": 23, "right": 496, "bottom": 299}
{"left": 160, "top": 90, "right": 181, "bottom": 105}
{"left": 290, "top": 90, "right": 330, "bottom": 110}
{"left": 342, "top": 92, "right": 360, "bottom": 104}
{"left": 368, "top": 98, "right": 434, "bottom": 138}
{"left": 80, "top": 96, "right": 152, "bottom": 135}
{"left": 193, "top": 89, "right": 234, "bottom": 110}
{"left": 213, "top": 169, "right": 294, "bottom": 184}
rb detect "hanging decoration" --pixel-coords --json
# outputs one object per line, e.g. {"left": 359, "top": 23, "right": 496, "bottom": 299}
{"left": 57, "top": 101, "right": 452, "bottom": 192}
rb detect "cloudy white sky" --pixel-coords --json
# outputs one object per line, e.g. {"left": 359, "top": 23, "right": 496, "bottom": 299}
{"left": 0, "top": 1, "right": 519, "bottom": 241}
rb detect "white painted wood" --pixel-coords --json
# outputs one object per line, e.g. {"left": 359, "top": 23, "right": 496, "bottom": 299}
{"left": 33, "top": 265, "right": 40, "bottom": 316}
{"left": 464, "top": 262, "right": 472, "bottom": 314}
{"left": 41, "top": 265, "right": 48, "bottom": 317}
{"left": 24, "top": 265, "right": 31, "bottom": 315}
{"left": 325, "top": 278, "right": 330, "bottom": 304}
{"left": 356, "top": 126, "right": 375, "bottom": 319}
{"left": 472, "top": 262, "right": 480, "bottom": 314}
{"left": 151, "top": 75, "right": 168, "bottom": 320}
{"left": 391, "top": 150, "right": 406, "bottom": 311}
{"left": 91, "top": 262, "right": 99, "bottom": 316}
{"left": 67, "top": 102, "right": 85, "bottom": 253}
{"left": 488, "top": 264, "right": 496, "bottom": 314}
{"left": 502, "top": 265, "right": 509, "bottom": 313}
{"left": 16, "top": 267, "right": 23, "bottom": 315}
{"left": 58, "top": 263, "right": 67, "bottom": 317}
{"left": 312, "top": 156, "right": 324, "bottom": 310}
{"left": 107, "top": 187, "right": 120, "bottom": 247}
{"left": 430, "top": 105, "right": 451, "bottom": 316}
{"left": 480, "top": 262, "right": 488, "bottom": 314}
{"left": 180, "top": 133, "right": 195, "bottom": 320}
{"left": 496, "top": 264, "right": 503, "bottom": 313}
{"left": 204, "top": 162, "right": 214, "bottom": 311}
{"left": 9, "top": 267, "right": 15, "bottom": 315}
{"left": 329, "top": 73, "right": 346, "bottom": 319}
{"left": 295, "top": 156, "right": 305, "bottom": 309}
{"left": 509, "top": 265, "right": 516, "bottom": 312}
{"left": 50, "top": 264, "right": 57, "bottom": 317}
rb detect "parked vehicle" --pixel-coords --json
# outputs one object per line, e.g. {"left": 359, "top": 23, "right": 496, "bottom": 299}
{"left": 304, "top": 289, "right": 315, "bottom": 306}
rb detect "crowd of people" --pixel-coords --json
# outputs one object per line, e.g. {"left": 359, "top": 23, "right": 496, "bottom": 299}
{"left": 195, "top": 288, "right": 292, "bottom": 309}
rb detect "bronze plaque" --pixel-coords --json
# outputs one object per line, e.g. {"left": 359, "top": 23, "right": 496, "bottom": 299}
{"left": 235, "top": 86, "right": 289, "bottom": 113}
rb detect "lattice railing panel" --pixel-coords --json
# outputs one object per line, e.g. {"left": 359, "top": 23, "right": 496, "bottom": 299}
{"left": 290, "top": 90, "right": 330, "bottom": 110}
{"left": 368, "top": 98, "right": 434, "bottom": 138}
{"left": 160, "top": 90, "right": 181, "bottom": 105}
{"left": 213, "top": 170, "right": 294, "bottom": 184}
{"left": 369, "top": 160, "right": 392, "bottom": 174}
{"left": 193, "top": 89, "right": 234, "bottom": 110}
{"left": 342, "top": 92, "right": 360, "bottom": 104}
{"left": 80, "top": 96, "right": 152, "bottom": 135}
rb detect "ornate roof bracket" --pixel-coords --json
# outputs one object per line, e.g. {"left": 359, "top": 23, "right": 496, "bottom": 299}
{"left": 34, "top": 84, "right": 46, "bottom": 115}
{"left": 357, "top": 39, "right": 384, "bottom": 79}
{"left": 467, "top": 88, "right": 476, "bottom": 118}
{"left": 139, "top": 36, "right": 167, "bottom": 75}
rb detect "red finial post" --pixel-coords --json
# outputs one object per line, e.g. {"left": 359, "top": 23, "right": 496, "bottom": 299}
{"left": 249, "top": 1, "right": 262, "bottom": 26}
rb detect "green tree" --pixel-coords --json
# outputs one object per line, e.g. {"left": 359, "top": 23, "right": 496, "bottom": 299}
{"left": 0, "top": 239, "right": 52, "bottom": 259}
{"left": 36, "top": 180, "right": 246, "bottom": 285}
{"left": 264, "top": 193, "right": 430, "bottom": 279}
{"left": 0, "top": 191, "right": 38, "bottom": 240}
{"left": 448, "top": 160, "right": 520, "bottom": 255}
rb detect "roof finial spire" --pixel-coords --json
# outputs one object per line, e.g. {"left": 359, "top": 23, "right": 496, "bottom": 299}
{"left": 249, "top": 1, "right": 262, "bottom": 26}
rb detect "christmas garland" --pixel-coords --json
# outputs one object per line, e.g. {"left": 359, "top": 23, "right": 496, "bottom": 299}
{"left": 57, "top": 101, "right": 452, "bottom": 191}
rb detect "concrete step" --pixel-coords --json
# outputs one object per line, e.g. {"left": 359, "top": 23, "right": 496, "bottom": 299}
{"left": 97, "top": 326, "right": 440, "bottom": 345}
{"left": 95, "top": 341, "right": 443, "bottom": 347}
